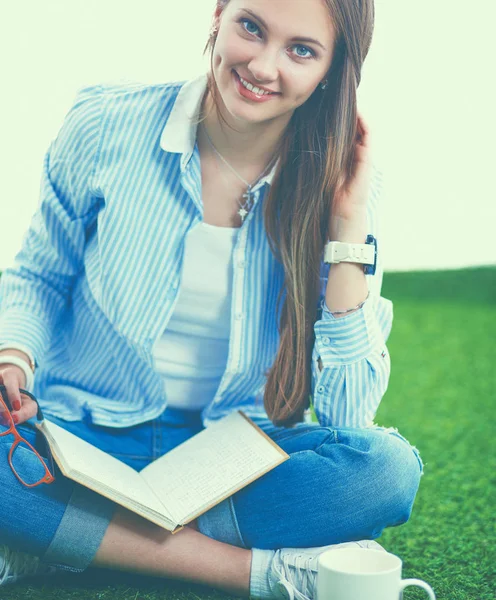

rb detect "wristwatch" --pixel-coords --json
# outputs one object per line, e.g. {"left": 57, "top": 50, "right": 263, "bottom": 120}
{"left": 324, "top": 234, "right": 377, "bottom": 275}
{"left": 0, "top": 343, "right": 37, "bottom": 373}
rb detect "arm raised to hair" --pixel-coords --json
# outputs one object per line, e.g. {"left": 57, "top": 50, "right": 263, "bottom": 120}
{"left": 311, "top": 164, "right": 393, "bottom": 428}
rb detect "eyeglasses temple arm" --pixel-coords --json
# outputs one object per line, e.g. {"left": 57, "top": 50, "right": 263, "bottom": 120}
{"left": 18, "top": 388, "right": 45, "bottom": 421}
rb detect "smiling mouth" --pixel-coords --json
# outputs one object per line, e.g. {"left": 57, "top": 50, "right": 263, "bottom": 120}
{"left": 233, "top": 70, "right": 279, "bottom": 95}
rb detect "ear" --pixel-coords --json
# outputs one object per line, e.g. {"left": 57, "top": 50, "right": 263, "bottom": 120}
{"left": 214, "top": 0, "right": 229, "bottom": 26}
{"left": 213, "top": 2, "right": 223, "bottom": 24}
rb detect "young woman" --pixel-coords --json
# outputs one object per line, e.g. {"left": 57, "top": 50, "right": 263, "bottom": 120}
{"left": 0, "top": 0, "right": 424, "bottom": 597}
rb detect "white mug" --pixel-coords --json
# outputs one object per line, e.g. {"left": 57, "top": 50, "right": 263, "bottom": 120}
{"left": 317, "top": 548, "right": 436, "bottom": 600}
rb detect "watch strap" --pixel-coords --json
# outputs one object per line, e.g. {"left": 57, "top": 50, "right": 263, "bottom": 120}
{"left": 324, "top": 234, "right": 377, "bottom": 275}
{"left": 324, "top": 241, "right": 375, "bottom": 265}
{"left": 0, "top": 343, "right": 36, "bottom": 372}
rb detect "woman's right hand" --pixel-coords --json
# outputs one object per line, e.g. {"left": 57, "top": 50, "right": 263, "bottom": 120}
{"left": 0, "top": 350, "right": 39, "bottom": 426}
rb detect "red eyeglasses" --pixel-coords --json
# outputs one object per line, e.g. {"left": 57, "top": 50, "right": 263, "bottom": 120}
{"left": 0, "top": 384, "right": 55, "bottom": 487}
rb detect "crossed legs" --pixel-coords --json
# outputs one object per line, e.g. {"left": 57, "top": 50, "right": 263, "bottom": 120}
{"left": 92, "top": 512, "right": 252, "bottom": 598}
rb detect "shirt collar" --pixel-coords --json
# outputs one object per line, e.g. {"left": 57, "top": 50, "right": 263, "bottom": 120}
{"left": 160, "top": 71, "right": 279, "bottom": 187}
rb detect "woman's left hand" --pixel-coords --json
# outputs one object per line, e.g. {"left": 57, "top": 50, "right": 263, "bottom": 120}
{"left": 331, "top": 110, "right": 373, "bottom": 224}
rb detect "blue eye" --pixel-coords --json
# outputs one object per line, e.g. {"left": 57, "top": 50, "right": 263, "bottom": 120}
{"left": 238, "top": 17, "right": 316, "bottom": 60}
{"left": 294, "top": 45, "right": 315, "bottom": 59}
{"left": 240, "top": 18, "right": 261, "bottom": 36}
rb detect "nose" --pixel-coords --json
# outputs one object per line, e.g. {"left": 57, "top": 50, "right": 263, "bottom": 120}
{"left": 247, "top": 46, "right": 279, "bottom": 85}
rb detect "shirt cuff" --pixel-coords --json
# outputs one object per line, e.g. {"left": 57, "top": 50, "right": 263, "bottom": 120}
{"left": 0, "top": 308, "right": 50, "bottom": 367}
{"left": 314, "top": 294, "right": 386, "bottom": 366}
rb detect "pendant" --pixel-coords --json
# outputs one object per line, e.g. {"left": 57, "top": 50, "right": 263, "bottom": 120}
{"left": 240, "top": 187, "right": 253, "bottom": 222}
{"left": 242, "top": 188, "right": 254, "bottom": 205}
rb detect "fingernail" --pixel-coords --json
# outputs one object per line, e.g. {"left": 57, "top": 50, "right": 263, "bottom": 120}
{"left": 12, "top": 414, "right": 19, "bottom": 424}
{"left": 14, "top": 401, "right": 21, "bottom": 411}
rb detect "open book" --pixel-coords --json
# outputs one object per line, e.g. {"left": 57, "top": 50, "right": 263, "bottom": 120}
{"left": 35, "top": 410, "right": 289, "bottom": 534}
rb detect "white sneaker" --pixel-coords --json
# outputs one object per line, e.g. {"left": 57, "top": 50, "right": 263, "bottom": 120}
{"left": 269, "top": 539, "right": 386, "bottom": 600}
{"left": 0, "top": 544, "right": 57, "bottom": 586}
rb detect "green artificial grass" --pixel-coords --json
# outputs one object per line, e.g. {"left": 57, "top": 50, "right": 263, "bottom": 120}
{"left": 1, "top": 265, "right": 495, "bottom": 599}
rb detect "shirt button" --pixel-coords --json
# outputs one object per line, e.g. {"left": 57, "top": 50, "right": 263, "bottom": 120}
{"left": 323, "top": 336, "right": 331, "bottom": 345}
{"left": 317, "top": 385, "right": 325, "bottom": 394}
{"left": 235, "top": 313, "right": 244, "bottom": 320}
{"left": 238, "top": 260, "right": 246, "bottom": 268}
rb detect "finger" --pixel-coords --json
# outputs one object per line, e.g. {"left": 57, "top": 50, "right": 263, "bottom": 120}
{"left": 0, "top": 396, "right": 11, "bottom": 427}
{"left": 1, "top": 371, "right": 24, "bottom": 412}
{"left": 358, "top": 120, "right": 369, "bottom": 146}
{"left": 11, "top": 396, "right": 39, "bottom": 425}
{"left": 356, "top": 112, "right": 370, "bottom": 144}
{"left": 357, "top": 109, "right": 368, "bottom": 130}
{"left": 0, "top": 364, "right": 27, "bottom": 390}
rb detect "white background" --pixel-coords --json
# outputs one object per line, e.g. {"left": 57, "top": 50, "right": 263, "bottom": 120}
{"left": 1, "top": 0, "right": 495, "bottom": 272}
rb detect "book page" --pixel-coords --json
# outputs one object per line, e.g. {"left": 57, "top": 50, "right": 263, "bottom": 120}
{"left": 140, "top": 410, "right": 288, "bottom": 523}
{"left": 39, "top": 419, "right": 173, "bottom": 520}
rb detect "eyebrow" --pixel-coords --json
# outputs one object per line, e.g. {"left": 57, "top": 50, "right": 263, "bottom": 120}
{"left": 241, "top": 8, "right": 328, "bottom": 51}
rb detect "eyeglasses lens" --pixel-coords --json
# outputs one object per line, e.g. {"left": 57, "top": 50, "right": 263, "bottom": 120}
{"left": 0, "top": 393, "right": 54, "bottom": 486}
{"left": 10, "top": 439, "right": 52, "bottom": 486}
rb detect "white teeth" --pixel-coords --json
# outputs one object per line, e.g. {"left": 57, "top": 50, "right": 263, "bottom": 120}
{"left": 238, "top": 74, "right": 273, "bottom": 96}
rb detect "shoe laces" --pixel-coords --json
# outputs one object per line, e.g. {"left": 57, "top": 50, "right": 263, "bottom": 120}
{"left": 0, "top": 545, "right": 44, "bottom": 586}
{"left": 272, "top": 552, "right": 319, "bottom": 600}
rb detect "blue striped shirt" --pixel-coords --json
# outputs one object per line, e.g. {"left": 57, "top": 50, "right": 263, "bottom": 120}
{"left": 0, "top": 72, "right": 393, "bottom": 429}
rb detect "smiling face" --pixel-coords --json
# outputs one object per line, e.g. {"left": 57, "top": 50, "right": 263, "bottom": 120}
{"left": 211, "top": 0, "right": 337, "bottom": 127}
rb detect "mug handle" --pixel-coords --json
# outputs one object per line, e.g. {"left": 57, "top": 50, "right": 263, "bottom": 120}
{"left": 399, "top": 578, "right": 436, "bottom": 599}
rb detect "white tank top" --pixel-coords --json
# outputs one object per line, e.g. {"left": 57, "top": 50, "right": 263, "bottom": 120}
{"left": 152, "top": 221, "right": 239, "bottom": 410}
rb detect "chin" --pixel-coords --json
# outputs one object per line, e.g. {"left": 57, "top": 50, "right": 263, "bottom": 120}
{"left": 230, "top": 107, "right": 274, "bottom": 125}
{"left": 222, "top": 93, "right": 268, "bottom": 122}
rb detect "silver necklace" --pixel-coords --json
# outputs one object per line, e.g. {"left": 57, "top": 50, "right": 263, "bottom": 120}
{"left": 201, "top": 123, "right": 276, "bottom": 223}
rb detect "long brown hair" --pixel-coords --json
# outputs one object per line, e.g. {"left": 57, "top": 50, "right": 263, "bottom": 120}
{"left": 200, "top": 0, "right": 376, "bottom": 427}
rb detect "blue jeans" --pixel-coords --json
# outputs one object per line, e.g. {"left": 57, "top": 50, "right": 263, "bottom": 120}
{"left": 0, "top": 406, "right": 424, "bottom": 571}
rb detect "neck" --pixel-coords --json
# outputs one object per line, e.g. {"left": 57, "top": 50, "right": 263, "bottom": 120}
{"left": 200, "top": 85, "right": 289, "bottom": 170}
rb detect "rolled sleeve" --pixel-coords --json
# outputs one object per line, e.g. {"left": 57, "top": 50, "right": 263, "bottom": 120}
{"left": 312, "top": 294, "right": 393, "bottom": 428}
{"left": 316, "top": 293, "right": 392, "bottom": 366}
{"left": 0, "top": 311, "right": 52, "bottom": 365}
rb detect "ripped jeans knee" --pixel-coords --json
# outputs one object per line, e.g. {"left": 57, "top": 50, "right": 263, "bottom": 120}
{"left": 368, "top": 423, "right": 425, "bottom": 477}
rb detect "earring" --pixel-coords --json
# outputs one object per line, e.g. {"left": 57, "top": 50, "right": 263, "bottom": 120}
{"left": 209, "top": 24, "right": 218, "bottom": 38}
{"left": 320, "top": 79, "right": 328, "bottom": 90}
